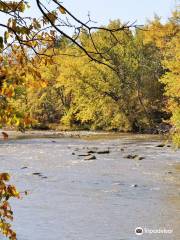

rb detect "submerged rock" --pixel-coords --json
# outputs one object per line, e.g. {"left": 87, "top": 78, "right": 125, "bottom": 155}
{"left": 41, "top": 176, "right": 48, "bottom": 179}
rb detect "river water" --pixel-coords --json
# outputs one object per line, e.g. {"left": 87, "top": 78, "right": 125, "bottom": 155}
{"left": 0, "top": 133, "right": 180, "bottom": 240}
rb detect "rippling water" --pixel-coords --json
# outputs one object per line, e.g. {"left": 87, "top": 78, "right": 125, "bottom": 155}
{"left": 0, "top": 134, "right": 180, "bottom": 240}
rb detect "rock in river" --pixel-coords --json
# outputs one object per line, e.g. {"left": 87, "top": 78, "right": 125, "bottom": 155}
{"left": 21, "top": 166, "right": 28, "bottom": 169}
{"left": 131, "top": 184, "right": 138, "bottom": 188}
{"left": 156, "top": 144, "right": 165, "bottom": 147}
{"left": 87, "top": 150, "right": 96, "bottom": 154}
{"left": 137, "top": 156, "right": 145, "bottom": 161}
{"left": 97, "top": 150, "right": 110, "bottom": 154}
{"left": 78, "top": 153, "right": 92, "bottom": 157}
{"left": 125, "top": 154, "right": 145, "bottom": 160}
{"left": 125, "top": 154, "right": 138, "bottom": 159}
{"left": 84, "top": 155, "right": 96, "bottom": 161}
{"left": 32, "top": 172, "right": 42, "bottom": 176}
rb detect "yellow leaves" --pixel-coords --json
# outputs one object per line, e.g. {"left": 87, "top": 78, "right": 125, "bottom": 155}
{"left": 0, "top": 173, "right": 20, "bottom": 240}
{"left": 1, "top": 84, "right": 15, "bottom": 99}
{"left": 4, "top": 31, "right": 9, "bottom": 44}
{"left": 0, "top": 220, "right": 16, "bottom": 240}
{"left": 7, "top": 185, "right": 20, "bottom": 198}
{"left": 143, "top": 11, "right": 180, "bottom": 51}
{"left": 59, "top": 6, "right": 66, "bottom": 14}
{"left": 18, "top": 2, "right": 26, "bottom": 12}
{"left": 0, "top": 36, "right": 4, "bottom": 49}
{"left": 0, "top": 1, "right": 25, "bottom": 12}
{"left": 32, "top": 18, "right": 41, "bottom": 30}
{"left": 7, "top": 18, "right": 16, "bottom": 31}
{"left": 44, "top": 12, "right": 57, "bottom": 24}
{"left": 40, "top": 81, "right": 47, "bottom": 88}
{"left": 158, "top": 21, "right": 180, "bottom": 147}
{"left": 35, "top": 71, "right": 41, "bottom": 79}
{"left": 0, "top": 1, "right": 25, "bottom": 13}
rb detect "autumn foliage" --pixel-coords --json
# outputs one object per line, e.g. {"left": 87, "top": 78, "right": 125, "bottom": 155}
{"left": 0, "top": 2, "right": 179, "bottom": 240}
{"left": 0, "top": 173, "right": 20, "bottom": 240}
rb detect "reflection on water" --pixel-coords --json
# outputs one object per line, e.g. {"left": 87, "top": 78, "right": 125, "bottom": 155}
{"left": 174, "top": 163, "right": 180, "bottom": 172}
{"left": 0, "top": 133, "right": 180, "bottom": 240}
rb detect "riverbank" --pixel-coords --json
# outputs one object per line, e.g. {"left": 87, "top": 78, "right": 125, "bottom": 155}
{"left": 0, "top": 129, "right": 169, "bottom": 142}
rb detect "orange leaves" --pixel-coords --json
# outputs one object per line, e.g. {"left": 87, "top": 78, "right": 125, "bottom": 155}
{"left": 7, "top": 185, "right": 20, "bottom": 198}
{"left": 1, "top": 84, "right": 15, "bottom": 99}
{"left": 0, "top": 173, "right": 20, "bottom": 240}
{"left": 0, "top": 173, "right": 10, "bottom": 181}
{"left": 34, "top": 70, "right": 41, "bottom": 79}
{"left": 59, "top": 6, "right": 66, "bottom": 14}
{"left": 0, "top": 55, "right": 3, "bottom": 63}
{"left": 23, "top": 116, "right": 32, "bottom": 125}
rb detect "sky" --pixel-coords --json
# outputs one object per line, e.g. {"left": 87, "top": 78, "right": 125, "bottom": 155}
{"left": 61, "top": 0, "right": 177, "bottom": 25}
{"left": 0, "top": 0, "right": 178, "bottom": 35}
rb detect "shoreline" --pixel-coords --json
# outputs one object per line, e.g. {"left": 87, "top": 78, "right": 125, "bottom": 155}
{"left": 0, "top": 129, "right": 168, "bottom": 141}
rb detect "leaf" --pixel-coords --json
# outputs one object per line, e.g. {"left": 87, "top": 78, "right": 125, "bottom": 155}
{"left": 0, "top": 173, "right": 10, "bottom": 181}
{"left": 4, "top": 31, "right": 9, "bottom": 44}
{"left": 59, "top": 6, "right": 66, "bottom": 14}
{"left": 0, "top": 36, "right": 4, "bottom": 49}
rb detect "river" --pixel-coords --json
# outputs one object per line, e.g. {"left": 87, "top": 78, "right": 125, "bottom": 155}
{"left": 0, "top": 132, "right": 180, "bottom": 240}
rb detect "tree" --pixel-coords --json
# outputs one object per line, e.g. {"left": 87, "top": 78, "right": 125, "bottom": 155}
{"left": 143, "top": 9, "right": 180, "bottom": 144}
{"left": 48, "top": 20, "right": 165, "bottom": 131}
{"left": 160, "top": 34, "right": 180, "bottom": 147}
